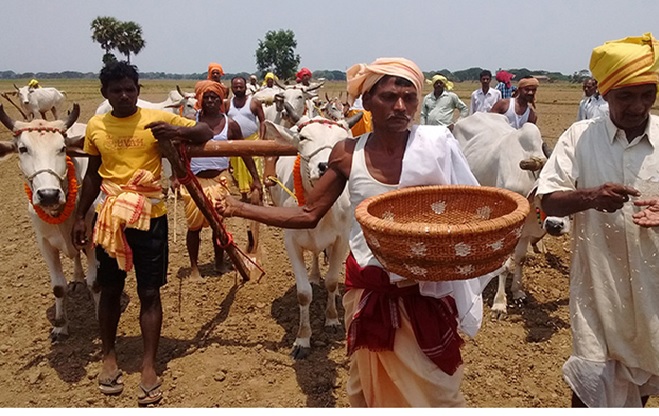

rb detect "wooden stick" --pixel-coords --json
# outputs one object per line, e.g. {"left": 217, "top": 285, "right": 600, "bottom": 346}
{"left": 158, "top": 138, "right": 253, "bottom": 282}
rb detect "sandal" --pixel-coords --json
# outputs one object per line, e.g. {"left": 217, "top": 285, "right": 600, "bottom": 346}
{"left": 137, "top": 377, "right": 163, "bottom": 406}
{"left": 98, "top": 369, "right": 124, "bottom": 395}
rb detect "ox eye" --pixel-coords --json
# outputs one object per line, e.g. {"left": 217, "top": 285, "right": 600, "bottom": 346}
{"left": 18, "top": 146, "right": 28, "bottom": 154}
{"left": 298, "top": 135, "right": 309, "bottom": 142}
{"left": 59, "top": 146, "right": 67, "bottom": 154}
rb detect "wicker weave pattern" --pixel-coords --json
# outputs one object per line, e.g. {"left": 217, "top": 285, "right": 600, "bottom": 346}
{"left": 354, "top": 185, "right": 530, "bottom": 281}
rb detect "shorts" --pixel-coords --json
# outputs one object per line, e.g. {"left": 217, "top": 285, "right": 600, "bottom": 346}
{"left": 95, "top": 214, "right": 169, "bottom": 289}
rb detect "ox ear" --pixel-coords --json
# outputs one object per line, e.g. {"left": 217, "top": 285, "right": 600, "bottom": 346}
{"left": 262, "top": 120, "right": 299, "bottom": 147}
{"left": 0, "top": 140, "right": 17, "bottom": 161}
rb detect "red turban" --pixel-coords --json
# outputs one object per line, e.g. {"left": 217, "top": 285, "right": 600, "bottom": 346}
{"left": 296, "top": 67, "right": 312, "bottom": 82}
{"left": 495, "top": 70, "right": 515, "bottom": 88}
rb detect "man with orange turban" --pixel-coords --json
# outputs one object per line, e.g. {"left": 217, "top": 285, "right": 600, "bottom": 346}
{"left": 215, "top": 57, "right": 489, "bottom": 407}
{"left": 179, "top": 80, "right": 262, "bottom": 280}
{"left": 490, "top": 75, "right": 539, "bottom": 129}
{"left": 538, "top": 33, "right": 659, "bottom": 408}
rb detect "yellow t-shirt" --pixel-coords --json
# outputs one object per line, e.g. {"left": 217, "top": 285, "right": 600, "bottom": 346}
{"left": 85, "top": 107, "right": 196, "bottom": 217}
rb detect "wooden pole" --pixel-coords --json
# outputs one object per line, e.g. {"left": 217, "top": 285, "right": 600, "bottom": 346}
{"left": 158, "top": 138, "right": 253, "bottom": 282}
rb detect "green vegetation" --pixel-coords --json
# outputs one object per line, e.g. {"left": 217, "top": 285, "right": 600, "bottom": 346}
{"left": 90, "top": 16, "right": 146, "bottom": 64}
{"left": 255, "top": 29, "right": 301, "bottom": 80}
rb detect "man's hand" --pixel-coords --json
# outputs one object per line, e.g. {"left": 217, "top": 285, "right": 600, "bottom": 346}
{"left": 249, "top": 180, "right": 263, "bottom": 204}
{"left": 145, "top": 121, "right": 181, "bottom": 142}
{"left": 215, "top": 194, "right": 241, "bottom": 218}
{"left": 589, "top": 183, "right": 640, "bottom": 213}
{"left": 632, "top": 199, "right": 659, "bottom": 227}
{"left": 71, "top": 218, "right": 89, "bottom": 250}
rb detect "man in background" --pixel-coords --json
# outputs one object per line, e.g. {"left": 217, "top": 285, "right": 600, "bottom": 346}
{"left": 420, "top": 74, "right": 468, "bottom": 128}
{"left": 470, "top": 69, "right": 502, "bottom": 114}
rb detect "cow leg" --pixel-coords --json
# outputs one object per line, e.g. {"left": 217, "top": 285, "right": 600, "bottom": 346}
{"left": 284, "top": 235, "right": 313, "bottom": 360}
{"left": 67, "top": 252, "right": 87, "bottom": 294}
{"left": 322, "top": 239, "right": 345, "bottom": 332}
{"left": 491, "top": 258, "right": 511, "bottom": 319}
{"left": 39, "top": 242, "right": 69, "bottom": 341}
{"left": 510, "top": 239, "right": 530, "bottom": 304}
{"left": 50, "top": 107, "right": 58, "bottom": 120}
{"left": 309, "top": 254, "right": 321, "bottom": 284}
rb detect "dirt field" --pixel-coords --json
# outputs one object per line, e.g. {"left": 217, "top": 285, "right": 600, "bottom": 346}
{"left": 0, "top": 79, "right": 657, "bottom": 408}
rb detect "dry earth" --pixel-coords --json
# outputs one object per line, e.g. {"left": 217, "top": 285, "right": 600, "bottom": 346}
{"left": 0, "top": 79, "right": 656, "bottom": 408}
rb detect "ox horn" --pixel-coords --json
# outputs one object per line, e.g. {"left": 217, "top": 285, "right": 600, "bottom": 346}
{"left": 0, "top": 104, "right": 16, "bottom": 131}
{"left": 305, "top": 82, "right": 323, "bottom": 92}
{"left": 13, "top": 83, "right": 19, "bottom": 91}
{"left": 176, "top": 85, "right": 184, "bottom": 97}
{"left": 275, "top": 79, "right": 288, "bottom": 90}
{"left": 64, "top": 103, "right": 80, "bottom": 129}
{"left": 325, "top": 92, "right": 330, "bottom": 102}
{"left": 345, "top": 111, "right": 363, "bottom": 129}
{"left": 519, "top": 156, "right": 546, "bottom": 172}
{"left": 283, "top": 102, "right": 301, "bottom": 124}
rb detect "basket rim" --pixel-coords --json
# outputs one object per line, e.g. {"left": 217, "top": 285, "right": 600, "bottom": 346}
{"left": 354, "top": 185, "right": 530, "bottom": 236}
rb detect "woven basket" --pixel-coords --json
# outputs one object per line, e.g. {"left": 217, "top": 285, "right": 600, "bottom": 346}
{"left": 354, "top": 185, "right": 530, "bottom": 281}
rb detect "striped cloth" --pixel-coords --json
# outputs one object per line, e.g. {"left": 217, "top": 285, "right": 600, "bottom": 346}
{"left": 93, "top": 169, "right": 162, "bottom": 271}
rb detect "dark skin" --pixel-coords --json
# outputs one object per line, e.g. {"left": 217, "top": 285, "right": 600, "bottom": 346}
{"left": 71, "top": 76, "right": 212, "bottom": 391}
{"left": 480, "top": 75, "right": 491, "bottom": 93}
{"left": 490, "top": 85, "right": 539, "bottom": 124}
{"left": 542, "top": 84, "right": 659, "bottom": 223}
{"left": 215, "top": 75, "right": 416, "bottom": 229}
{"left": 186, "top": 90, "right": 262, "bottom": 278}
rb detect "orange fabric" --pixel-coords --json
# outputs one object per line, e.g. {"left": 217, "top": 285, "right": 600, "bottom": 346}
{"left": 207, "top": 62, "right": 224, "bottom": 78}
{"left": 23, "top": 156, "right": 77, "bottom": 225}
{"left": 517, "top": 77, "right": 539, "bottom": 89}
{"left": 194, "top": 80, "right": 228, "bottom": 112}
{"left": 293, "top": 154, "right": 306, "bottom": 206}
{"left": 346, "top": 58, "right": 424, "bottom": 105}
{"left": 346, "top": 109, "right": 373, "bottom": 137}
{"left": 93, "top": 170, "right": 162, "bottom": 271}
{"left": 590, "top": 32, "right": 659, "bottom": 95}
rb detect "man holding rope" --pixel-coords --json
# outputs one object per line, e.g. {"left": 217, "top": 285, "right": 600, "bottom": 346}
{"left": 215, "top": 57, "right": 489, "bottom": 407}
{"left": 71, "top": 61, "right": 213, "bottom": 405}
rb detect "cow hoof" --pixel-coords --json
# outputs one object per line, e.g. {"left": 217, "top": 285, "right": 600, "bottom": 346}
{"left": 50, "top": 328, "right": 69, "bottom": 343}
{"left": 68, "top": 281, "right": 86, "bottom": 293}
{"left": 490, "top": 306, "right": 508, "bottom": 320}
{"left": 290, "top": 345, "right": 312, "bottom": 360}
{"left": 324, "top": 321, "right": 344, "bottom": 335}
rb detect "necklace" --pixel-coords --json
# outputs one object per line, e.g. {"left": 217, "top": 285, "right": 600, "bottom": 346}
{"left": 24, "top": 156, "right": 77, "bottom": 225}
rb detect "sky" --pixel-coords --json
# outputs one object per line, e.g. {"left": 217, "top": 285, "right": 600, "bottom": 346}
{"left": 3, "top": 0, "right": 659, "bottom": 76}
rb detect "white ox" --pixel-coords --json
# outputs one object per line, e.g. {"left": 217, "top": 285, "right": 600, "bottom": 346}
{"left": 12, "top": 84, "right": 66, "bottom": 121}
{"left": 0, "top": 103, "right": 99, "bottom": 341}
{"left": 253, "top": 83, "right": 323, "bottom": 127}
{"left": 452, "top": 112, "right": 570, "bottom": 318}
{"left": 264, "top": 114, "right": 362, "bottom": 359}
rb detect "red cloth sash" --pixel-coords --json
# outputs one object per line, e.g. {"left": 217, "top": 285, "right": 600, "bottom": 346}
{"left": 345, "top": 253, "right": 464, "bottom": 375}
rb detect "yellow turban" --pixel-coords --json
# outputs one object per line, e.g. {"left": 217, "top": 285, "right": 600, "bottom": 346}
{"left": 28, "top": 79, "right": 40, "bottom": 88}
{"left": 194, "top": 80, "right": 228, "bottom": 112}
{"left": 425, "top": 74, "right": 454, "bottom": 91}
{"left": 346, "top": 57, "right": 424, "bottom": 105}
{"left": 590, "top": 32, "right": 659, "bottom": 96}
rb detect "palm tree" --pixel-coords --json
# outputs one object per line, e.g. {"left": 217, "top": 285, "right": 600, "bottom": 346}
{"left": 115, "top": 21, "right": 146, "bottom": 64}
{"left": 90, "top": 16, "right": 120, "bottom": 63}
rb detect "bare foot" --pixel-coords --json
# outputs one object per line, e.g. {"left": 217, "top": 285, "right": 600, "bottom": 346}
{"left": 190, "top": 267, "right": 203, "bottom": 281}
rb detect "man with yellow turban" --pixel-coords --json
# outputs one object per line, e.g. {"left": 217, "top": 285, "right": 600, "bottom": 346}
{"left": 420, "top": 73, "right": 468, "bottom": 127}
{"left": 538, "top": 33, "right": 659, "bottom": 408}
{"left": 180, "top": 80, "right": 262, "bottom": 280}
{"left": 215, "top": 57, "right": 490, "bottom": 407}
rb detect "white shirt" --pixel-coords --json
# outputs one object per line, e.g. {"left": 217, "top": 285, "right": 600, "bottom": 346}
{"left": 537, "top": 115, "right": 659, "bottom": 406}
{"left": 469, "top": 87, "right": 501, "bottom": 114}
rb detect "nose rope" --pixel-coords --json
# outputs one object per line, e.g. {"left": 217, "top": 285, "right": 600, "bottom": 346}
{"left": 299, "top": 145, "right": 334, "bottom": 162}
{"left": 26, "top": 168, "right": 67, "bottom": 184}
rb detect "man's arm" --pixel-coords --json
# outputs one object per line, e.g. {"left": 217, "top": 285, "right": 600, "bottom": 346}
{"left": 71, "top": 156, "right": 102, "bottom": 248}
{"left": 528, "top": 109, "right": 538, "bottom": 124}
{"left": 455, "top": 94, "right": 469, "bottom": 119}
{"left": 541, "top": 183, "right": 640, "bottom": 217}
{"left": 489, "top": 99, "right": 507, "bottom": 115}
{"left": 420, "top": 96, "right": 429, "bottom": 125}
{"left": 469, "top": 91, "right": 477, "bottom": 115}
{"left": 251, "top": 97, "right": 267, "bottom": 140}
{"left": 215, "top": 140, "right": 352, "bottom": 228}
{"left": 146, "top": 120, "right": 214, "bottom": 144}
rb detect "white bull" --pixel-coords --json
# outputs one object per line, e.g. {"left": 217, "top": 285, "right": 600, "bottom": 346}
{"left": 264, "top": 113, "right": 362, "bottom": 359}
{"left": 13, "top": 84, "right": 66, "bottom": 121}
{"left": 254, "top": 83, "right": 323, "bottom": 127}
{"left": 452, "top": 112, "right": 570, "bottom": 318}
{"left": 0, "top": 103, "right": 99, "bottom": 341}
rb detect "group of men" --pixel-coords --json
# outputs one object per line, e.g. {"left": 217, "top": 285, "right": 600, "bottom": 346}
{"left": 67, "top": 30, "right": 659, "bottom": 408}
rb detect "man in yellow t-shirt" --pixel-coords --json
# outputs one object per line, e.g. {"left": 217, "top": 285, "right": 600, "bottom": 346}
{"left": 71, "top": 61, "right": 213, "bottom": 405}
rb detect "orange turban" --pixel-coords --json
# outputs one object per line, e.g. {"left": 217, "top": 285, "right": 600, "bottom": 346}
{"left": 194, "top": 80, "right": 228, "bottom": 112}
{"left": 346, "top": 57, "right": 424, "bottom": 105}
{"left": 207, "top": 62, "right": 225, "bottom": 79}
{"left": 517, "top": 77, "right": 539, "bottom": 89}
{"left": 590, "top": 32, "right": 659, "bottom": 96}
